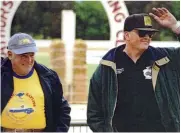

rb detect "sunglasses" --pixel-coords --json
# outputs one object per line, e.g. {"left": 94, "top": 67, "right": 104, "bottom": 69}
{"left": 136, "top": 30, "right": 156, "bottom": 38}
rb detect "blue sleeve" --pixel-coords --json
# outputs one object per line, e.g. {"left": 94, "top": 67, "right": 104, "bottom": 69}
{"left": 52, "top": 71, "right": 71, "bottom": 132}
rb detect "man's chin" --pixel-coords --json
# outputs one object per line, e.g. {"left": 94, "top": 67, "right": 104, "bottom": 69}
{"left": 138, "top": 45, "right": 149, "bottom": 52}
{"left": 21, "top": 67, "right": 33, "bottom": 75}
{"left": 141, "top": 42, "right": 149, "bottom": 49}
{"left": 141, "top": 41, "right": 150, "bottom": 45}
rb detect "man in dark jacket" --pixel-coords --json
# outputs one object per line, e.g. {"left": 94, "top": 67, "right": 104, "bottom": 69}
{"left": 1, "top": 33, "right": 71, "bottom": 132}
{"left": 87, "top": 7, "right": 180, "bottom": 132}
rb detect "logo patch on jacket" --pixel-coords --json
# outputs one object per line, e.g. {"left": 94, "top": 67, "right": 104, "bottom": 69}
{"left": 117, "top": 68, "right": 124, "bottom": 74}
{"left": 143, "top": 66, "right": 152, "bottom": 79}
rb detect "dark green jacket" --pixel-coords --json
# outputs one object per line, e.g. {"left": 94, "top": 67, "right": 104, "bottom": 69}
{"left": 87, "top": 44, "right": 180, "bottom": 132}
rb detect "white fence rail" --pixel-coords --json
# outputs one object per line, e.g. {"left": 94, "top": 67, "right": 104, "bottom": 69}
{"left": 36, "top": 40, "right": 180, "bottom": 64}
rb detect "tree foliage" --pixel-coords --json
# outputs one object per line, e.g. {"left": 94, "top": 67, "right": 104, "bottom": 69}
{"left": 11, "top": 1, "right": 179, "bottom": 41}
{"left": 12, "top": 1, "right": 73, "bottom": 39}
{"left": 73, "top": 1, "right": 109, "bottom": 40}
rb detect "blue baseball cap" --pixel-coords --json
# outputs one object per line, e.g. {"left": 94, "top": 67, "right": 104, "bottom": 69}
{"left": 8, "top": 33, "right": 38, "bottom": 54}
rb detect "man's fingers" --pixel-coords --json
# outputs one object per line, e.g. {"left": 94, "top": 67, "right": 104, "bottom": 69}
{"left": 149, "top": 13, "right": 162, "bottom": 24}
{"left": 162, "top": 7, "right": 169, "bottom": 13}
{"left": 152, "top": 7, "right": 162, "bottom": 17}
{"left": 157, "top": 8, "right": 166, "bottom": 15}
{"left": 149, "top": 13, "right": 158, "bottom": 19}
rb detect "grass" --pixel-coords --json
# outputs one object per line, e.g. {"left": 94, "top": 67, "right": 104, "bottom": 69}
{"left": 35, "top": 53, "right": 50, "bottom": 67}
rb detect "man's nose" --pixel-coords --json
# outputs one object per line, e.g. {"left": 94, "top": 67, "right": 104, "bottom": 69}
{"left": 144, "top": 34, "right": 150, "bottom": 38}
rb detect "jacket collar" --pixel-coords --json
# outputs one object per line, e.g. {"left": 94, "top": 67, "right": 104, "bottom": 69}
{"left": 34, "top": 62, "right": 54, "bottom": 77}
{"left": 102, "top": 44, "right": 170, "bottom": 63}
{"left": 1, "top": 58, "right": 53, "bottom": 77}
{"left": 100, "top": 44, "right": 170, "bottom": 70}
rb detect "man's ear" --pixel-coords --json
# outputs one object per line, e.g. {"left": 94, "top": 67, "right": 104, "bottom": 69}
{"left": 124, "top": 31, "right": 130, "bottom": 40}
{"left": 7, "top": 51, "right": 12, "bottom": 60}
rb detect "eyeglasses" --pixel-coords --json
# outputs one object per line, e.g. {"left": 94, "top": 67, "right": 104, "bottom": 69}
{"left": 136, "top": 30, "right": 156, "bottom": 38}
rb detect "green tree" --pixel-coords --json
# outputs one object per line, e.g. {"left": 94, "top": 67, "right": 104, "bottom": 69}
{"left": 11, "top": 1, "right": 41, "bottom": 36}
{"left": 74, "top": 1, "right": 110, "bottom": 40}
{"left": 12, "top": 1, "right": 73, "bottom": 39}
{"left": 11, "top": 1, "right": 179, "bottom": 41}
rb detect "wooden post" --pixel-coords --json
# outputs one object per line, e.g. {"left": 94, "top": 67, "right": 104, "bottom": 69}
{"left": 72, "top": 39, "right": 87, "bottom": 103}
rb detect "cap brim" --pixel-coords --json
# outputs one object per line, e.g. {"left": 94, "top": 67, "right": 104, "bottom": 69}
{"left": 12, "top": 46, "right": 38, "bottom": 54}
{"left": 135, "top": 28, "right": 159, "bottom": 32}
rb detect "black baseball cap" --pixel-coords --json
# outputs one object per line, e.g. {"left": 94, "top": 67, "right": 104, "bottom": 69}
{"left": 124, "top": 13, "right": 159, "bottom": 32}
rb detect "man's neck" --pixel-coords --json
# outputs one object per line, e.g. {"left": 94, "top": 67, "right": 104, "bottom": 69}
{"left": 123, "top": 45, "right": 145, "bottom": 63}
{"left": 12, "top": 68, "right": 27, "bottom": 76}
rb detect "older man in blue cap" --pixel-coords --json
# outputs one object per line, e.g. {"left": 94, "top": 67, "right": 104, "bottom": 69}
{"left": 1, "top": 33, "right": 71, "bottom": 132}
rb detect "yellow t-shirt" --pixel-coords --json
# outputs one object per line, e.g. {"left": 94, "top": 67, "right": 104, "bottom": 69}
{"left": 1, "top": 69, "right": 46, "bottom": 129}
